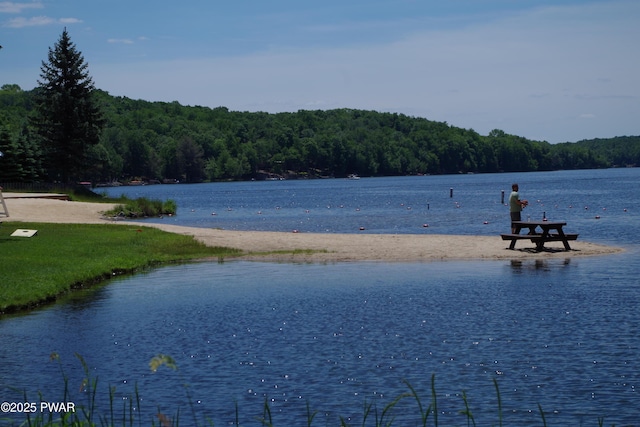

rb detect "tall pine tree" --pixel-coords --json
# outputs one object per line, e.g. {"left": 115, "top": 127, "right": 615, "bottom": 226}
{"left": 33, "top": 28, "right": 104, "bottom": 183}
{"left": 0, "top": 126, "right": 24, "bottom": 181}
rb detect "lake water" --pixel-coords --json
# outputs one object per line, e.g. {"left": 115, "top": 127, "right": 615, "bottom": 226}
{"left": 1, "top": 169, "right": 639, "bottom": 426}
{"left": 97, "top": 169, "right": 639, "bottom": 244}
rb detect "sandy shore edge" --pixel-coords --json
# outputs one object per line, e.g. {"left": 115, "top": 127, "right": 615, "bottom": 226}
{"left": 1, "top": 194, "right": 625, "bottom": 262}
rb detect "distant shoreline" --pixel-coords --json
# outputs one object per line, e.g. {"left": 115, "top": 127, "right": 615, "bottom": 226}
{"left": 2, "top": 194, "right": 624, "bottom": 263}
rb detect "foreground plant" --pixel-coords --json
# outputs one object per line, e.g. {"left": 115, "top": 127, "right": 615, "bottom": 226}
{"left": 2, "top": 355, "right": 617, "bottom": 426}
{"left": 105, "top": 196, "right": 177, "bottom": 218}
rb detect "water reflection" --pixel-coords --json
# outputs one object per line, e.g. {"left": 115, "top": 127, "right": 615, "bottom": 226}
{"left": 3, "top": 169, "right": 640, "bottom": 425}
{"left": 509, "top": 258, "right": 572, "bottom": 272}
{"left": 2, "top": 255, "right": 640, "bottom": 425}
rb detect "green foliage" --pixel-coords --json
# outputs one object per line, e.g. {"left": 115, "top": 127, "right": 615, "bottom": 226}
{"left": 571, "top": 135, "right": 640, "bottom": 167}
{"left": 0, "top": 222, "right": 240, "bottom": 313}
{"left": 31, "top": 28, "right": 105, "bottom": 183}
{"left": 0, "top": 123, "right": 44, "bottom": 182}
{"left": 106, "top": 196, "right": 177, "bottom": 218}
{"left": 86, "top": 101, "right": 625, "bottom": 181}
{"left": 0, "top": 66, "right": 640, "bottom": 186}
{"left": 149, "top": 354, "right": 178, "bottom": 372}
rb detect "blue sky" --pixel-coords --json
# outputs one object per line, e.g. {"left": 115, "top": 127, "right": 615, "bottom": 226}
{"left": 1, "top": 0, "right": 638, "bottom": 143}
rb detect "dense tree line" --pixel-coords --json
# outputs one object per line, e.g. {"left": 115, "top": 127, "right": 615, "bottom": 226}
{"left": 0, "top": 30, "right": 636, "bottom": 184}
{"left": 567, "top": 136, "right": 640, "bottom": 169}
{"left": 1, "top": 28, "right": 104, "bottom": 185}
{"left": 3, "top": 83, "right": 638, "bottom": 184}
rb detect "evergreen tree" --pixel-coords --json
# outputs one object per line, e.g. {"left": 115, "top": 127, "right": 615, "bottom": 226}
{"left": 177, "top": 136, "right": 205, "bottom": 183}
{"left": 16, "top": 124, "right": 44, "bottom": 181}
{"left": 0, "top": 126, "right": 24, "bottom": 181}
{"left": 33, "top": 28, "right": 105, "bottom": 182}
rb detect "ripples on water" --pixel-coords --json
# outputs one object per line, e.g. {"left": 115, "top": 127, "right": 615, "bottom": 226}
{"left": 2, "top": 169, "right": 640, "bottom": 425}
{"left": 101, "top": 169, "right": 640, "bottom": 246}
{"left": 2, "top": 254, "right": 639, "bottom": 425}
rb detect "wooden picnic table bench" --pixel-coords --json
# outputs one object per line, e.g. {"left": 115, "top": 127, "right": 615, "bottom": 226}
{"left": 501, "top": 220, "right": 578, "bottom": 251}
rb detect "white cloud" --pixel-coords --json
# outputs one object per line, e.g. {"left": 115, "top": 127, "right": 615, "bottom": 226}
{"left": 59, "top": 17, "right": 82, "bottom": 24}
{"left": 0, "top": 1, "right": 43, "bottom": 14}
{"left": 4, "top": 15, "right": 81, "bottom": 27}
{"left": 108, "top": 38, "right": 134, "bottom": 45}
{"left": 106, "top": 36, "right": 148, "bottom": 45}
{"left": 6, "top": 15, "right": 52, "bottom": 27}
{"left": 93, "top": 1, "right": 639, "bottom": 142}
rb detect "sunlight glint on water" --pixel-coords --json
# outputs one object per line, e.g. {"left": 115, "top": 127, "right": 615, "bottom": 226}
{"left": 1, "top": 169, "right": 639, "bottom": 425}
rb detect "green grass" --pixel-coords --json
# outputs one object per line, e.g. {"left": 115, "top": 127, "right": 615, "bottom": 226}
{"left": 78, "top": 190, "right": 178, "bottom": 217}
{"left": 0, "top": 222, "right": 241, "bottom": 313}
{"left": 103, "top": 197, "right": 178, "bottom": 218}
{"left": 251, "top": 248, "right": 329, "bottom": 257}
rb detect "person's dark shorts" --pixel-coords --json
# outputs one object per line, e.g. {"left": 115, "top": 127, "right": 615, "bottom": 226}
{"left": 510, "top": 211, "right": 521, "bottom": 222}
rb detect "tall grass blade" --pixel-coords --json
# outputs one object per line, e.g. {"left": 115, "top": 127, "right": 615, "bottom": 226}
{"left": 402, "top": 379, "right": 430, "bottom": 427}
{"left": 106, "top": 384, "right": 115, "bottom": 427}
{"left": 379, "top": 391, "right": 412, "bottom": 427}
{"left": 75, "top": 352, "right": 98, "bottom": 425}
{"left": 538, "top": 402, "right": 547, "bottom": 427}
{"left": 360, "top": 400, "right": 374, "bottom": 427}
{"left": 493, "top": 378, "right": 503, "bottom": 427}
{"left": 258, "top": 397, "right": 273, "bottom": 427}
{"left": 459, "top": 390, "right": 476, "bottom": 427}
{"left": 306, "top": 401, "right": 318, "bottom": 427}
{"left": 431, "top": 373, "right": 438, "bottom": 427}
{"left": 135, "top": 383, "right": 142, "bottom": 427}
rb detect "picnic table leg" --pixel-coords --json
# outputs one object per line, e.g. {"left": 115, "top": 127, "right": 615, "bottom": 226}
{"left": 509, "top": 223, "right": 522, "bottom": 249}
{"left": 535, "top": 229, "right": 550, "bottom": 251}
{"left": 557, "top": 228, "right": 572, "bottom": 250}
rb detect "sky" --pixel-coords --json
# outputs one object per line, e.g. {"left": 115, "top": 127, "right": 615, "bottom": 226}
{"left": 1, "top": 0, "right": 639, "bottom": 143}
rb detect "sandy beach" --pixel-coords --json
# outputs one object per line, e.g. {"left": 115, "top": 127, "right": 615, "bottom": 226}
{"left": 1, "top": 193, "right": 624, "bottom": 262}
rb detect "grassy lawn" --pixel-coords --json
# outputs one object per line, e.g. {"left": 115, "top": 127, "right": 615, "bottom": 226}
{"left": 0, "top": 222, "right": 241, "bottom": 313}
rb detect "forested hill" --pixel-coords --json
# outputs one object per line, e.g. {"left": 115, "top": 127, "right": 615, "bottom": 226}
{"left": 0, "top": 84, "right": 637, "bottom": 184}
{"left": 566, "top": 136, "right": 640, "bottom": 168}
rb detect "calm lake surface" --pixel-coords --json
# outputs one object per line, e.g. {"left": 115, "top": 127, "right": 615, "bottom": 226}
{"left": 1, "top": 169, "right": 639, "bottom": 425}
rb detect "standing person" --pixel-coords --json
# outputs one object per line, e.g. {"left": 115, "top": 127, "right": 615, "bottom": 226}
{"left": 509, "top": 183, "right": 528, "bottom": 233}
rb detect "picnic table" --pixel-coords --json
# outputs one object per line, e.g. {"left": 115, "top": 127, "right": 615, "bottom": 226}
{"left": 501, "top": 220, "right": 578, "bottom": 251}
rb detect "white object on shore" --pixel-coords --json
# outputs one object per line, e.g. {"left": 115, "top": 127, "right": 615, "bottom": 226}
{"left": 11, "top": 229, "right": 38, "bottom": 237}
